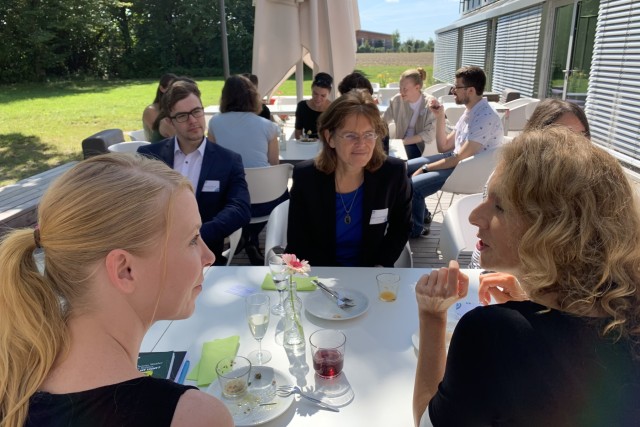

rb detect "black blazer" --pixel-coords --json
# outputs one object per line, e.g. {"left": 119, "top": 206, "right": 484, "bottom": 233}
{"left": 138, "top": 137, "right": 251, "bottom": 259}
{"left": 286, "top": 157, "right": 412, "bottom": 267}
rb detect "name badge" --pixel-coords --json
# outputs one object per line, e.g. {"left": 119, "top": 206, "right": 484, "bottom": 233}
{"left": 369, "top": 208, "right": 388, "bottom": 225}
{"left": 202, "top": 180, "right": 220, "bottom": 192}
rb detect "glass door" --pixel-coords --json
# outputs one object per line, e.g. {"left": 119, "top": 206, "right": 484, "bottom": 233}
{"left": 547, "top": 0, "right": 599, "bottom": 106}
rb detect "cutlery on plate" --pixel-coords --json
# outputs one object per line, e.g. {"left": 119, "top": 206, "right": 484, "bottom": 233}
{"left": 313, "top": 281, "right": 355, "bottom": 309}
{"left": 312, "top": 280, "right": 355, "bottom": 304}
{"left": 276, "top": 385, "right": 340, "bottom": 412}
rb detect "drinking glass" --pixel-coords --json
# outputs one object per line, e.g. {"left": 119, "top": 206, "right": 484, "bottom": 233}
{"left": 268, "top": 254, "right": 290, "bottom": 316}
{"left": 245, "top": 293, "right": 272, "bottom": 364}
{"left": 309, "top": 329, "right": 346, "bottom": 378}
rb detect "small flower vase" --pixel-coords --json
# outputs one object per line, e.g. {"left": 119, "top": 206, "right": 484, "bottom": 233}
{"left": 283, "top": 276, "right": 305, "bottom": 352}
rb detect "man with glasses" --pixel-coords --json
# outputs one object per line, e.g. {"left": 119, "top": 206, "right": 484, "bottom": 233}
{"left": 407, "top": 66, "right": 503, "bottom": 238}
{"left": 138, "top": 79, "right": 251, "bottom": 265}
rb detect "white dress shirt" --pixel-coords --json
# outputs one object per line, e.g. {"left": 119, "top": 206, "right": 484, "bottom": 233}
{"left": 173, "top": 137, "right": 206, "bottom": 190}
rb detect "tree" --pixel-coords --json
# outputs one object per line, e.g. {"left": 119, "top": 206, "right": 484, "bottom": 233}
{"left": 391, "top": 30, "right": 400, "bottom": 52}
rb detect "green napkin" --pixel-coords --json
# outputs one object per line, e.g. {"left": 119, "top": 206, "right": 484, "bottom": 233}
{"left": 186, "top": 335, "right": 239, "bottom": 387}
{"left": 261, "top": 273, "right": 317, "bottom": 291}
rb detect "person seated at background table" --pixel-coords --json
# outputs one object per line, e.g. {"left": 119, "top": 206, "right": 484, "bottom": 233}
{"left": 413, "top": 128, "right": 640, "bottom": 427}
{"left": 286, "top": 89, "right": 412, "bottom": 267}
{"left": 409, "top": 66, "right": 503, "bottom": 238}
{"left": 294, "top": 72, "right": 333, "bottom": 140}
{"left": 338, "top": 71, "right": 390, "bottom": 155}
{"left": 382, "top": 67, "right": 436, "bottom": 160}
{"left": 470, "top": 98, "right": 592, "bottom": 303}
{"left": 138, "top": 79, "right": 251, "bottom": 265}
{"left": 143, "top": 73, "right": 177, "bottom": 141}
{"left": 207, "top": 74, "right": 287, "bottom": 265}
{"left": 242, "top": 73, "right": 272, "bottom": 121}
{"left": 0, "top": 154, "right": 233, "bottom": 427}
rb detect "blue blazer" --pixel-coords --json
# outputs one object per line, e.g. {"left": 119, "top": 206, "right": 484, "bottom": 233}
{"left": 138, "top": 138, "right": 251, "bottom": 260}
{"left": 286, "top": 157, "right": 412, "bottom": 267}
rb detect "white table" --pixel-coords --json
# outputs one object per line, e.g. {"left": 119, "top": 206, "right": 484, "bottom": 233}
{"left": 279, "top": 138, "right": 322, "bottom": 162}
{"left": 141, "top": 267, "right": 482, "bottom": 427}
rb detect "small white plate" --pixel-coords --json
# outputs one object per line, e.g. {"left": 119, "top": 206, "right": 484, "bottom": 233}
{"left": 305, "top": 288, "right": 369, "bottom": 320}
{"left": 206, "top": 366, "right": 293, "bottom": 426}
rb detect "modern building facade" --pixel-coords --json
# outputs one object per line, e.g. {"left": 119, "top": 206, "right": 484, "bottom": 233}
{"left": 434, "top": 0, "right": 640, "bottom": 171}
{"left": 356, "top": 30, "right": 394, "bottom": 50}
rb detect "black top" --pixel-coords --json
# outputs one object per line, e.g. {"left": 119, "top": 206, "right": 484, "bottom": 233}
{"left": 294, "top": 101, "right": 322, "bottom": 138}
{"left": 429, "top": 301, "right": 640, "bottom": 427}
{"left": 259, "top": 103, "right": 271, "bottom": 121}
{"left": 27, "top": 376, "right": 198, "bottom": 427}
{"left": 285, "top": 157, "right": 412, "bottom": 267}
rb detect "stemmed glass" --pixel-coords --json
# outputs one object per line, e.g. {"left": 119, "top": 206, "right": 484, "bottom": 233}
{"left": 245, "top": 293, "right": 272, "bottom": 365}
{"left": 268, "top": 254, "right": 290, "bottom": 316}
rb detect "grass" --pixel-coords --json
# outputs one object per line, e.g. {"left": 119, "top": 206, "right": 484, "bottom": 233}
{"left": 0, "top": 58, "right": 433, "bottom": 186}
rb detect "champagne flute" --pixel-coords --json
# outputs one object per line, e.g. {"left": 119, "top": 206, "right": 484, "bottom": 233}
{"left": 245, "top": 293, "right": 272, "bottom": 365}
{"left": 268, "top": 254, "right": 289, "bottom": 316}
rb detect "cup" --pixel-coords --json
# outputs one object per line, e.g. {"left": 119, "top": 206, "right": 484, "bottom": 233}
{"left": 216, "top": 356, "right": 251, "bottom": 399}
{"left": 376, "top": 273, "right": 400, "bottom": 302}
{"left": 309, "top": 329, "right": 346, "bottom": 378}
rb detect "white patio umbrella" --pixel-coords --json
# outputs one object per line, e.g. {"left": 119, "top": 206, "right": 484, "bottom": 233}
{"left": 252, "top": 0, "right": 360, "bottom": 101}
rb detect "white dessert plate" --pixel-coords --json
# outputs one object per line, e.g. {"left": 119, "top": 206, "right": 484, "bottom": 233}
{"left": 206, "top": 366, "right": 293, "bottom": 426}
{"left": 305, "top": 288, "right": 369, "bottom": 320}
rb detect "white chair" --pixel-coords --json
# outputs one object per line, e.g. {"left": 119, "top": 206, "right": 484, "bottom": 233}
{"left": 371, "top": 82, "right": 380, "bottom": 94}
{"left": 244, "top": 164, "right": 293, "bottom": 225}
{"left": 221, "top": 228, "right": 242, "bottom": 266}
{"left": 444, "top": 105, "right": 465, "bottom": 127}
{"left": 438, "top": 94, "right": 456, "bottom": 103}
{"left": 377, "top": 88, "right": 398, "bottom": 107}
{"left": 108, "top": 141, "right": 151, "bottom": 153}
{"left": 263, "top": 199, "right": 290, "bottom": 264}
{"left": 424, "top": 83, "right": 448, "bottom": 96}
{"left": 263, "top": 199, "right": 413, "bottom": 267}
{"left": 439, "top": 193, "right": 483, "bottom": 262}
{"left": 432, "top": 148, "right": 500, "bottom": 216}
{"left": 128, "top": 129, "right": 147, "bottom": 141}
{"left": 425, "top": 83, "right": 454, "bottom": 99}
{"left": 386, "top": 82, "right": 399, "bottom": 88}
{"left": 501, "top": 98, "right": 539, "bottom": 131}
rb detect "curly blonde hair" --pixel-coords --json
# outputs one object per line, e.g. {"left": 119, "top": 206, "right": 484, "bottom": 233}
{"left": 497, "top": 127, "right": 640, "bottom": 354}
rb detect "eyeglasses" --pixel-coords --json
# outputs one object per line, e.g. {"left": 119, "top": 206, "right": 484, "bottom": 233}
{"left": 453, "top": 85, "right": 470, "bottom": 91}
{"left": 170, "top": 107, "right": 205, "bottom": 123}
{"left": 336, "top": 132, "right": 377, "bottom": 143}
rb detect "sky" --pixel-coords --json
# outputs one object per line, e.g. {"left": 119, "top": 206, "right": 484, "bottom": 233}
{"left": 357, "top": 0, "right": 461, "bottom": 42}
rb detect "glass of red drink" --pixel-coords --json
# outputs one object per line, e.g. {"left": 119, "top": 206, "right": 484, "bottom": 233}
{"left": 309, "top": 329, "right": 346, "bottom": 378}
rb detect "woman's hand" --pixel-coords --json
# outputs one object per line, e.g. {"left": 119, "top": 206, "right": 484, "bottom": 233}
{"left": 416, "top": 260, "right": 469, "bottom": 316}
{"left": 478, "top": 272, "right": 528, "bottom": 305}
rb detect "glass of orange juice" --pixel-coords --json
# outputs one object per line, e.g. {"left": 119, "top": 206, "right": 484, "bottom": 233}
{"left": 376, "top": 273, "right": 400, "bottom": 302}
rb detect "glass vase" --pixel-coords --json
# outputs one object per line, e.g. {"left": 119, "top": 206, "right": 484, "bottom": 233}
{"left": 283, "top": 277, "right": 305, "bottom": 352}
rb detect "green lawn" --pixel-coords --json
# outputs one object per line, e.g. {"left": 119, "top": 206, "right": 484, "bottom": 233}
{"left": 0, "top": 64, "right": 432, "bottom": 186}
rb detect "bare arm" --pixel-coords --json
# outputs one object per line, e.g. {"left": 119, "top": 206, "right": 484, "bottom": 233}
{"left": 428, "top": 99, "right": 456, "bottom": 153}
{"left": 267, "top": 134, "right": 280, "bottom": 165}
{"left": 411, "top": 139, "right": 483, "bottom": 176}
{"left": 413, "top": 261, "right": 468, "bottom": 426}
{"left": 478, "top": 272, "right": 528, "bottom": 305}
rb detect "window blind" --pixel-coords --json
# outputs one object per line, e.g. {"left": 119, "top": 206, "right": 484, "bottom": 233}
{"left": 434, "top": 29, "right": 459, "bottom": 83}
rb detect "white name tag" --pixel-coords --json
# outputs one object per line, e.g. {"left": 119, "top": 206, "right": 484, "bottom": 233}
{"left": 202, "top": 180, "right": 220, "bottom": 192}
{"left": 369, "top": 208, "right": 388, "bottom": 225}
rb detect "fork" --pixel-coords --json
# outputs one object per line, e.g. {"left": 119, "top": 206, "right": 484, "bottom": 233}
{"left": 312, "top": 280, "right": 355, "bottom": 307}
{"left": 276, "top": 385, "right": 339, "bottom": 412}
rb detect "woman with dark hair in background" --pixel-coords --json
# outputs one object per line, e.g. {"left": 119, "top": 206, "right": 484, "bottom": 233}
{"left": 143, "top": 73, "right": 177, "bottom": 141}
{"left": 294, "top": 72, "right": 333, "bottom": 140}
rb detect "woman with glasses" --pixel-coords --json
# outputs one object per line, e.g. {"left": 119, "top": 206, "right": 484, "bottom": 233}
{"left": 286, "top": 90, "right": 412, "bottom": 267}
{"left": 294, "top": 72, "right": 334, "bottom": 140}
{"left": 382, "top": 67, "right": 436, "bottom": 160}
{"left": 207, "top": 75, "right": 286, "bottom": 265}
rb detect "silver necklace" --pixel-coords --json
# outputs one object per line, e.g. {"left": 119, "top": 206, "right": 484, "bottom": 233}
{"left": 336, "top": 181, "right": 360, "bottom": 225}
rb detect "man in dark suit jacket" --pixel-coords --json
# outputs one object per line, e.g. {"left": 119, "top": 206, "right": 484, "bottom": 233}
{"left": 138, "top": 79, "right": 250, "bottom": 265}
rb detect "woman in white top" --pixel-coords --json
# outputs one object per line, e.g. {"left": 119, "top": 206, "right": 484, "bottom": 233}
{"left": 207, "top": 75, "right": 286, "bottom": 265}
{"left": 383, "top": 68, "right": 436, "bottom": 160}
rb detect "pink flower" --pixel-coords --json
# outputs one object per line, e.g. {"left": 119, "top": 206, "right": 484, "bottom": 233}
{"left": 281, "top": 253, "right": 310, "bottom": 276}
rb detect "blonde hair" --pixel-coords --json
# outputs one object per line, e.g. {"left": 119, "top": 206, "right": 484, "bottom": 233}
{"left": 498, "top": 128, "right": 640, "bottom": 354}
{"left": 0, "top": 153, "right": 192, "bottom": 426}
{"left": 400, "top": 67, "right": 426, "bottom": 87}
{"left": 315, "top": 89, "right": 387, "bottom": 174}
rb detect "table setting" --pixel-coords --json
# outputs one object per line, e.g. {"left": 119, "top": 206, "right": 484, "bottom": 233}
{"left": 141, "top": 260, "right": 483, "bottom": 426}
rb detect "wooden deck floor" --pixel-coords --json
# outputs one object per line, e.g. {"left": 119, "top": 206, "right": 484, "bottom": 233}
{"left": 230, "top": 192, "right": 469, "bottom": 269}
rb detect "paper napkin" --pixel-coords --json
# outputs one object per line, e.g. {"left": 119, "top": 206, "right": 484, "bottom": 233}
{"left": 186, "top": 335, "right": 240, "bottom": 387}
{"left": 261, "top": 274, "right": 318, "bottom": 291}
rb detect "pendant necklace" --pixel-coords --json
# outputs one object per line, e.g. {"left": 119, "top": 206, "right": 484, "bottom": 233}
{"left": 336, "top": 179, "right": 361, "bottom": 225}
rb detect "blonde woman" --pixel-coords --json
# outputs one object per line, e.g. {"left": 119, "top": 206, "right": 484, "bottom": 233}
{"left": 0, "top": 154, "right": 232, "bottom": 427}
{"left": 414, "top": 128, "right": 640, "bottom": 426}
{"left": 382, "top": 67, "right": 436, "bottom": 159}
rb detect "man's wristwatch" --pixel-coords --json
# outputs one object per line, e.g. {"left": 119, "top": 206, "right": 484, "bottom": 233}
{"left": 421, "top": 164, "right": 429, "bottom": 173}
